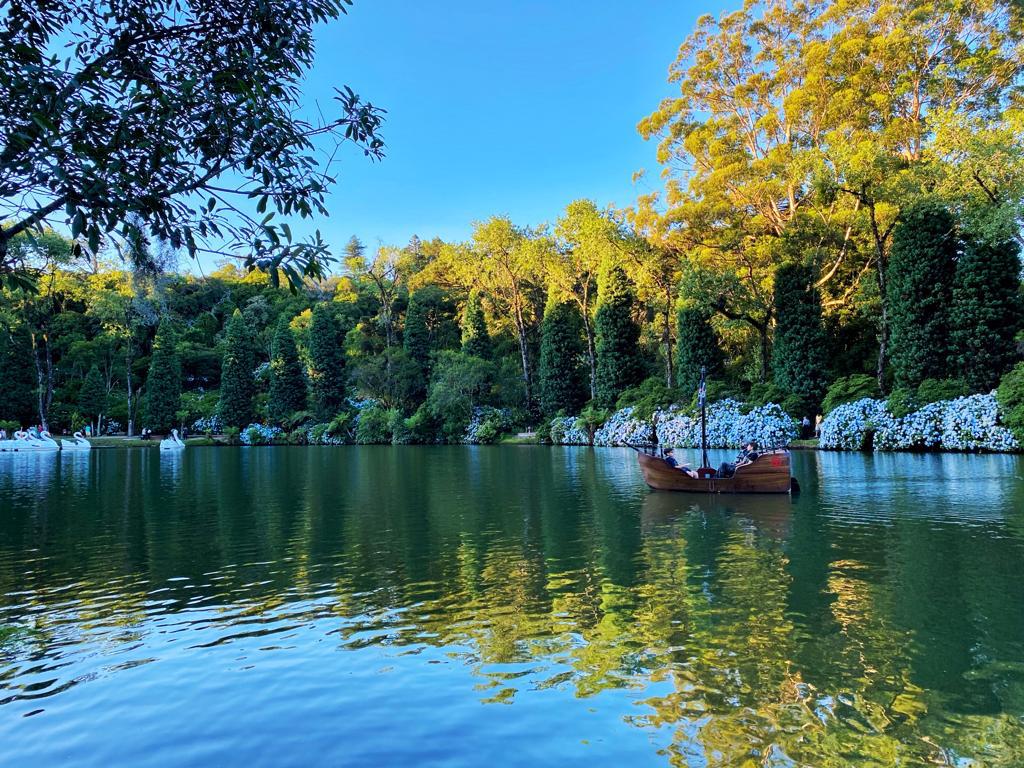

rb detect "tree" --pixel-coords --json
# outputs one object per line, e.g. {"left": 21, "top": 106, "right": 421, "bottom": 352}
{"left": 0, "top": 0, "right": 385, "bottom": 290}
{"left": 0, "top": 325, "right": 38, "bottom": 425}
{"left": 79, "top": 364, "right": 108, "bottom": 435}
{"left": 308, "top": 305, "right": 346, "bottom": 420}
{"left": 346, "top": 243, "right": 401, "bottom": 347}
{"left": 950, "top": 237, "right": 1024, "bottom": 392}
{"left": 675, "top": 307, "right": 723, "bottom": 394}
{"left": 771, "top": 263, "right": 830, "bottom": 417}
{"left": 144, "top": 322, "right": 181, "bottom": 432}
{"left": 887, "top": 201, "right": 958, "bottom": 389}
{"left": 538, "top": 294, "right": 587, "bottom": 417}
{"left": 462, "top": 292, "right": 492, "bottom": 360}
{"left": 268, "top": 317, "right": 307, "bottom": 424}
{"left": 218, "top": 311, "right": 257, "bottom": 428}
{"left": 594, "top": 264, "right": 644, "bottom": 407}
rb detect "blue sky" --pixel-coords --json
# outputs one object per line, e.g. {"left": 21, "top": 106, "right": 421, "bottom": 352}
{"left": 296, "top": 0, "right": 729, "bottom": 255}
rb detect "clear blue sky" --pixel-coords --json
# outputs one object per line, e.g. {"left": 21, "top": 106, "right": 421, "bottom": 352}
{"left": 296, "top": 0, "right": 729, "bottom": 254}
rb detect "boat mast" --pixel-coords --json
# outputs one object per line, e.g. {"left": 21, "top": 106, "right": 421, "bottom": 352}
{"left": 699, "top": 366, "right": 709, "bottom": 469}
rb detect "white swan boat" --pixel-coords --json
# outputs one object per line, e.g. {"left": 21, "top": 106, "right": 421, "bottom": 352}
{"left": 0, "top": 430, "right": 61, "bottom": 452}
{"left": 61, "top": 431, "right": 92, "bottom": 451}
{"left": 159, "top": 429, "right": 186, "bottom": 451}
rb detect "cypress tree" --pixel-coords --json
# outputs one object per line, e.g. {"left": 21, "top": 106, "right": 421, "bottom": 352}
{"left": 404, "top": 289, "right": 433, "bottom": 373}
{"left": 268, "top": 316, "right": 307, "bottom": 424}
{"left": 594, "top": 264, "right": 644, "bottom": 407}
{"left": 675, "top": 307, "right": 724, "bottom": 393}
{"left": 0, "top": 326, "right": 37, "bottom": 425}
{"left": 462, "top": 292, "right": 492, "bottom": 360}
{"left": 79, "top": 364, "right": 107, "bottom": 434}
{"left": 218, "top": 310, "right": 257, "bottom": 428}
{"left": 308, "top": 304, "right": 347, "bottom": 420}
{"left": 539, "top": 294, "right": 587, "bottom": 416}
{"left": 144, "top": 321, "right": 181, "bottom": 432}
{"left": 950, "top": 237, "right": 1024, "bottom": 392}
{"left": 887, "top": 200, "right": 958, "bottom": 388}
{"left": 771, "top": 263, "right": 830, "bottom": 416}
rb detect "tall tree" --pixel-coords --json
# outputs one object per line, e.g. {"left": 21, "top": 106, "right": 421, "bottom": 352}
{"left": 461, "top": 292, "right": 492, "bottom": 360}
{"left": 594, "top": 264, "right": 644, "bottom": 407}
{"left": 0, "top": 0, "right": 385, "bottom": 290}
{"left": 950, "top": 237, "right": 1024, "bottom": 392}
{"left": 346, "top": 244, "right": 401, "bottom": 347}
{"left": 538, "top": 292, "right": 587, "bottom": 417}
{"left": 79, "top": 364, "right": 107, "bottom": 435}
{"left": 268, "top": 317, "right": 307, "bottom": 424}
{"left": 218, "top": 310, "right": 257, "bottom": 428}
{"left": 0, "top": 325, "right": 38, "bottom": 426}
{"left": 771, "top": 263, "right": 830, "bottom": 417}
{"left": 144, "top": 321, "right": 181, "bottom": 433}
{"left": 308, "top": 305, "right": 346, "bottom": 421}
{"left": 887, "top": 201, "right": 958, "bottom": 389}
{"left": 675, "top": 307, "right": 723, "bottom": 394}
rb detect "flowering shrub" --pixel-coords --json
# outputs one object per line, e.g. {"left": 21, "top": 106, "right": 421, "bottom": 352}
{"left": 818, "top": 398, "right": 890, "bottom": 450}
{"left": 463, "top": 407, "right": 513, "bottom": 444}
{"left": 593, "top": 407, "right": 656, "bottom": 446}
{"left": 240, "top": 423, "right": 282, "bottom": 445}
{"left": 549, "top": 416, "right": 590, "bottom": 445}
{"left": 820, "top": 393, "right": 1019, "bottom": 452}
{"left": 306, "top": 422, "right": 347, "bottom": 445}
{"left": 104, "top": 420, "right": 122, "bottom": 435}
{"left": 192, "top": 415, "right": 224, "bottom": 434}
{"left": 655, "top": 399, "right": 797, "bottom": 449}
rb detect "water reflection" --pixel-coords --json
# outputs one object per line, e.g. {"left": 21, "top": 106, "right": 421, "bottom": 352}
{"left": 1, "top": 446, "right": 1023, "bottom": 767}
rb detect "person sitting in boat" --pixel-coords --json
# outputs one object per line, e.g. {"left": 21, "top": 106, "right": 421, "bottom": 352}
{"left": 717, "top": 440, "right": 759, "bottom": 478}
{"left": 663, "top": 448, "right": 697, "bottom": 478}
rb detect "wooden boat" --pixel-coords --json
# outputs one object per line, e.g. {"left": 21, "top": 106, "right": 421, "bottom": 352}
{"left": 635, "top": 365, "right": 794, "bottom": 494}
{"left": 636, "top": 449, "right": 793, "bottom": 494}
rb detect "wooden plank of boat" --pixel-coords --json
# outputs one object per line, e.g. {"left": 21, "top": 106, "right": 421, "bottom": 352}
{"left": 636, "top": 449, "right": 792, "bottom": 494}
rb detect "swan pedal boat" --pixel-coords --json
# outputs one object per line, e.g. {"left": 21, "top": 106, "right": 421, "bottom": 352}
{"left": 160, "top": 429, "right": 186, "bottom": 450}
{"left": 61, "top": 432, "right": 92, "bottom": 451}
{"left": 636, "top": 448, "right": 793, "bottom": 494}
{"left": 0, "top": 430, "right": 62, "bottom": 452}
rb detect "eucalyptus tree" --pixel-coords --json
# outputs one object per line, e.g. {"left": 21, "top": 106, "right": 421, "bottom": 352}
{"left": 0, "top": 0, "right": 385, "bottom": 291}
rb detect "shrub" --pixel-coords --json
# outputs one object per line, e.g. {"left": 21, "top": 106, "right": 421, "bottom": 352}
{"left": 996, "top": 363, "right": 1024, "bottom": 443}
{"left": 354, "top": 404, "right": 395, "bottom": 444}
{"left": 771, "top": 262, "right": 829, "bottom": 417}
{"left": 916, "top": 378, "right": 967, "bottom": 405}
{"left": 463, "top": 407, "right": 512, "bottom": 444}
{"left": 821, "top": 374, "right": 879, "bottom": 415}
{"left": 574, "top": 403, "right": 611, "bottom": 444}
{"left": 818, "top": 398, "right": 890, "bottom": 450}
{"left": 615, "top": 376, "right": 680, "bottom": 420}
{"left": 286, "top": 427, "right": 308, "bottom": 445}
{"left": 223, "top": 426, "right": 241, "bottom": 445}
{"left": 240, "top": 423, "right": 281, "bottom": 445}
{"left": 747, "top": 382, "right": 787, "bottom": 409}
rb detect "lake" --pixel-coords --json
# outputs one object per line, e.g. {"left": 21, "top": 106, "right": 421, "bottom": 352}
{"left": 1, "top": 446, "right": 1023, "bottom": 767}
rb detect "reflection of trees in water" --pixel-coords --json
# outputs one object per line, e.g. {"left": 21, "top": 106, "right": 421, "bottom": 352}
{"left": 2, "top": 448, "right": 1024, "bottom": 762}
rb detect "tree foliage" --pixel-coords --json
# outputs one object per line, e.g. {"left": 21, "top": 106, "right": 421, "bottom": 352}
{"left": 461, "top": 292, "right": 492, "bottom": 360}
{"left": 886, "top": 201, "right": 958, "bottom": 389}
{"left": 949, "top": 237, "right": 1023, "bottom": 392}
{"left": 0, "top": 0, "right": 385, "bottom": 290}
{"left": 144, "top": 321, "right": 181, "bottom": 432}
{"left": 78, "top": 364, "right": 107, "bottom": 432}
{"left": 594, "top": 264, "right": 644, "bottom": 407}
{"left": 308, "top": 304, "right": 346, "bottom": 421}
{"left": 268, "top": 317, "right": 307, "bottom": 424}
{"left": 218, "top": 311, "right": 257, "bottom": 428}
{"left": 675, "top": 307, "right": 723, "bottom": 395}
{"left": 771, "top": 263, "right": 830, "bottom": 416}
{"left": 539, "top": 297, "right": 587, "bottom": 417}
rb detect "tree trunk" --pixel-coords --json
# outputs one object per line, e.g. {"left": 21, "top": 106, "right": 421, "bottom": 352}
{"left": 126, "top": 345, "right": 134, "bottom": 437}
{"left": 759, "top": 325, "right": 770, "bottom": 383}
{"left": 663, "top": 287, "right": 674, "bottom": 388}
{"left": 581, "top": 312, "right": 597, "bottom": 399}
{"left": 513, "top": 301, "right": 532, "bottom": 405}
{"left": 869, "top": 204, "right": 891, "bottom": 395}
{"left": 31, "top": 332, "right": 51, "bottom": 431}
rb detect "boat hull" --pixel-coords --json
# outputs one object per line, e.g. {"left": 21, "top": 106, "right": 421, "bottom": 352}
{"left": 637, "top": 450, "right": 792, "bottom": 494}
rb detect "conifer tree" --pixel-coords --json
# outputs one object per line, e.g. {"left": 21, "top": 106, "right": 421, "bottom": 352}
{"left": 268, "top": 316, "right": 307, "bottom": 424}
{"left": 404, "top": 289, "right": 433, "bottom": 373}
{"left": 771, "top": 263, "right": 830, "bottom": 416}
{"left": 594, "top": 264, "right": 644, "bottom": 407}
{"left": 0, "top": 326, "right": 37, "bottom": 425}
{"left": 950, "top": 237, "right": 1024, "bottom": 392}
{"left": 144, "top": 321, "right": 181, "bottom": 432}
{"left": 218, "top": 310, "right": 257, "bottom": 428}
{"left": 887, "top": 200, "right": 958, "bottom": 388}
{"left": 675, "top": 307, "right": 724, "bottom": 393}
{"left": 79, "top": 363, "right": 107, "bottom": 434}
{"left": 308, "top": 304, "right": 346, "bottom": 421}
{"left": 462, "top": 292, "right": 492, "bottom": 360}
{"left": 539, "top": 293, "right": 587, "bottom": 416}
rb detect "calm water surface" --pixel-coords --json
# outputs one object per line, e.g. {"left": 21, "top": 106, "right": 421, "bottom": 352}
{"left": 1, "top": 447, "right": 1024, "bottom": 767}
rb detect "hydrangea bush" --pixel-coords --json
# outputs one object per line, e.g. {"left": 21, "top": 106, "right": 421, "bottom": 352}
{"left": 549, "top": 416, "right": 590, "bottom": 446}
{"left": 192, "top": 415, "right": 224, "bottom": 434}
{"left": 305, "top": 422, "right": 347, "bottom": 445}
{"left": 819, "top": 393, "right": 1018, "bottom": 452}
{"left": 655, "top": 400, "right": 797, "bottom": 449}
{"left": 463, "top": 407, "right": 513, "bottom": 444}
{"left": 240, "top": 423, "right": 282, "bottom": 445}
{"left": 593, "top": 407, "right": 656, "bottom": 446}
